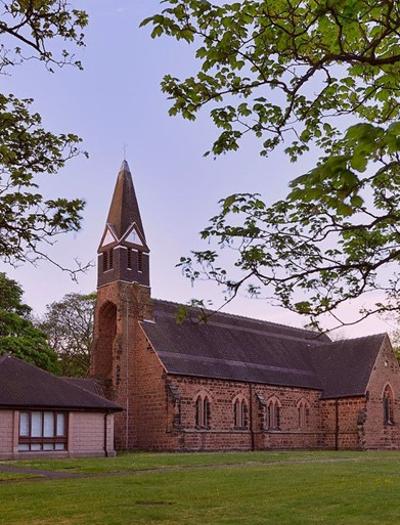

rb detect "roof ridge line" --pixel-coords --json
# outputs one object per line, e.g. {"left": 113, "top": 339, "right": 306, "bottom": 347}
{"left": 325, "top": 333, "right": 387, "bottom": 343}
{"left": 152, "top": 298, "right": 326, "bottom": 340}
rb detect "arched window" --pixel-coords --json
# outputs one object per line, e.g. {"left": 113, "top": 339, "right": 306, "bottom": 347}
{"left": 233, "top": 396, "right": 248, "bottom": 428}
{"left": 383, "top": 385, "right": 395, "bottom": 425}
{"left": 195, "top": 393, "right": 211, "bottom": 429}
{"left": 203, "top": 397, "right": 210, "bottom": 428}
{"left": 266, "top": 396, "right": 281, "bottom": 430}
{"left": 297, "top": 399, "right": 310, "bottom": 429}
{"left": 195, "top": 396, "right": 202, "bottom": 427}
{"left": 241, "top": 399, "right": 248, "bottom": 428}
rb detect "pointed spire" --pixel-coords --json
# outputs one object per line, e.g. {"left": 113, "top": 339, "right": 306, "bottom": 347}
{"left": 106, "top": 160, "right": 146, "bottom": 241}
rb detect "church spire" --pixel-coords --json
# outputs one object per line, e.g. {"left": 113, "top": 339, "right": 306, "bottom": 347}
{"left": 106, "top": 160, "right": 146, "bottom": 241}
{"left": 97, "top": 161, "right": 150, "bottom": 288}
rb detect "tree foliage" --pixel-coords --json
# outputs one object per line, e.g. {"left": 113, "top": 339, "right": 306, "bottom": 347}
{"left": 143, "top": 0, "right": 400, "bottom": 329}
{"left": 0, "top": 1, "right": 89, "bottom": 274}
{"left": 38, "top": 292, "right": 96, "bottom": 377}
{"left": 0, "top": 272, "right": 58, "bottom": 372}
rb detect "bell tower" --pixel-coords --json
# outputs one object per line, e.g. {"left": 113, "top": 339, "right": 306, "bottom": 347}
{"left": 90, "top": 160, "right": 152, "bottom": 449}
{"left": 97, "top": 159, "right": 150, "bottom": 288}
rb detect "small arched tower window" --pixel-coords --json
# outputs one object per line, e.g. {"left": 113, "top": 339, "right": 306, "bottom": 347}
{"left": 138, "top": 251, "right": 143, "bottom": 273}
{"left": 195, "top": 393, "right": 211, "bottom": 429}
{"left": 233, "top": 396, "right": 248, "bottom": 428}
{"left": 102, "top": 249, "right": 113, "bottom": 272}
{"left": 383, "top": 384, "right": 395, "bottom": 425}
{"left": 297, "top": 399, "right": 310, "bottom": 429}
{"left": 266, "top": 396, "right": 281, "bottom": 430}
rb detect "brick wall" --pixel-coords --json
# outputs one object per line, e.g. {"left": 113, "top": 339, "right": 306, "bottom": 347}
{"left": 363, "top": 337, "right": 400, "bottom": 449}
{"left": 130, "top": 333, "right": 400, "bottom": 452}
{"left": 90, "top": 280, "right": 152, "bottom": 449}
{"left": 69, "top": 412, "right": 115, "bottom": 457}
{"left": 167, "top": 376, "right": 323, "bottom": 451}
{"left": 0, "top": 410, "right": 114, "bottom": 459}
{"left": 0, "top": 410, "right": 15, "bottom": 459}
{"left": 320, "top": 397, "right": 366, "bottom": 450}
{"left": 132, "top": 327, "right": 178, "bottom": 450}
{"left": 97, "top": 247, "right": 150, "bottom": 288}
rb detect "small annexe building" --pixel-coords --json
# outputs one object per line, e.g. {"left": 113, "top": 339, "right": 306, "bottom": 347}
{"left": 0, "top": 355, "right": 121, "bottom": 459}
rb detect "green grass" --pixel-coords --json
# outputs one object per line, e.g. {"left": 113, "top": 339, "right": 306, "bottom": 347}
{"left": 0, "top": 472, "right": 42, "bottom": 481}
{"left": 4, "top": 449, "right": 391, "bottom": 474}
{"left": 2, "top": 451, "right": 400, "bottom": 524}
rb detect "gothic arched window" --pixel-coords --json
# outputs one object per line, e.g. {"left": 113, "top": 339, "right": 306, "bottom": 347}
{"left": 195, "top": 393, "right": 211, "bottom": 429}
{"left": 383, "top": 385, "right": 395, "bottom": 425}
{"left": 266, "top": 396, "right": 281, "bottom": 430}
{"left": 203, "top": 397, "right": 210, "bottom": 428}
{"left": 297, "top": 399, "right": 310, "bottom": 429}
{"left": 195, "top": 396, "right": 202, "bottom": 427}
{"left": 233, "top": 396, "right": 248, "bottom": 428}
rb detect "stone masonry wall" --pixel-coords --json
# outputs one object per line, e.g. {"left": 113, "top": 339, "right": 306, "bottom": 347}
{"left": 132, "top": 327, "right": 179, "bottom": 450}
{"left": 363, "top": 337, "right": 400, "bottom": 449}
{"left": 121, "top": 322, "right": 398, "bottom": 452}
{"left": 91, "top": 280, "right": 152, "bottom": 449}
{"left": 320, "top": 397, "right": 366, "bottom": 450}
{"left": 169, "top": 376, "right": 323, "bottom": 451}
{"left": 129, "top": 327, "right": 329, "bottom": 451}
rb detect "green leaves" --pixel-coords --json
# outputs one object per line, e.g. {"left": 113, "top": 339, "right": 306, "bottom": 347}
{"left": 1, "top": 0, "right": 87, "bottom": 72}
{"left": 0, "top": 95, "right": 85, "bottom": 265}
{"left": 0, "top": 2, "right": 88, "bottom": 270}
{"left": 38, "top": 292, "right": 97, "bottom": 377}
{"left": 0, "top": 273, "right": 58, "bottom": 373}
{"left": 142, "top": 0, "right": 400, "bottom": 160}
{"left": 143, "top": 0, "right": 400, "bottom": 326}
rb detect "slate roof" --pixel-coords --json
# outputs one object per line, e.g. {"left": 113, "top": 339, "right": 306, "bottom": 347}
{"left": 309, "top": 334, "right": 387, "bottom": 398}
{"left": 106, "top": 160, "right": 146, "bottom": 241}
{"left": 0, "top": 355, "right": 121, "bottom": 411}
{"left": 141, "top": 300, "right": 386, "bottom": 399}
{"left": 62, "top": 377, "right": 106, "bottom": 398}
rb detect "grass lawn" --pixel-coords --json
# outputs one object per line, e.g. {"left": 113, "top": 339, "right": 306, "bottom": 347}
{"left": 1, "top": 451, "right": 400, "bottom": 524}
{"left": 0, "top": 472, "right": 42, "bottom": 481}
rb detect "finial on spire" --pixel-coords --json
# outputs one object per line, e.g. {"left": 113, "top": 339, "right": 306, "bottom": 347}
{"left": 120, "top": 159, "right": 131, "bottom": 174}
{"left": 123, "top": 143, "right": 127, "bottom": 161}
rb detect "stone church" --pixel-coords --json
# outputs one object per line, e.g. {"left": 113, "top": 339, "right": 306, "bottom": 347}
{"left": 90, "top": 161, "right": 400, "bottom": 451}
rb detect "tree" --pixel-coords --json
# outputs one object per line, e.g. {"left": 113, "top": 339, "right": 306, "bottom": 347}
{"left": 143, "top": 0, "right": 400, "bottom": 330}
{"left": 0, "top": 1, "right": 89, "bottom": 275}
{"left": 38, "top": 292, "right": 96, "bottom": 377}
{"left": 0, "top": 273, "right": 58, "bottom": 372}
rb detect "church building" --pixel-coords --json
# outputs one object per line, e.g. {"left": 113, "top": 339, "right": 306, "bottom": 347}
{"left": 91, "top": 161, "right": 400, "bottom": 451}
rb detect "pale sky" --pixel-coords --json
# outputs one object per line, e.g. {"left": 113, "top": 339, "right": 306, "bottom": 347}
{"left": 0, "top": 0, "right": 395, "bottom": 338}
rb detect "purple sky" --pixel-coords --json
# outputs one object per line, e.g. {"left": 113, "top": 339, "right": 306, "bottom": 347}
{"left": 0, "top": 1, "right": 394, "bottom": 337}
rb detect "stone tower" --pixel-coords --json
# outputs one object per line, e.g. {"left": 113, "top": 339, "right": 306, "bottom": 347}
{"left": 90, "top": 161, "right": 153, "bottom": 449}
